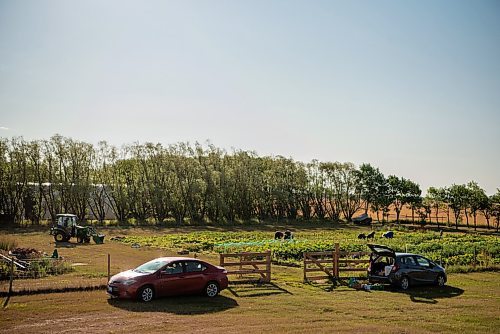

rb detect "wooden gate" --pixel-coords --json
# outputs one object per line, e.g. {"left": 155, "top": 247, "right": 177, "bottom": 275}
{"left": 220, "top": 251, "right": 271, "bottom": 282}
{"left": 303, "top": 243, "right": 370, "bottom": 282}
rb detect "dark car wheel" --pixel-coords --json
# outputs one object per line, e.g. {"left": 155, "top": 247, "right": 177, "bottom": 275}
{"left": 205, "top": 282, "right": 219, "bottom": 298}
{"left": 436, "top": 274, "right": 446, "bottom": 287}
{"left": 400, "top": 276, "right": 410, "bottom": 290}
{"left": 54, "top": 233, "right": 65, "bottom": 242}
{"left": 138, "top": 286, "right": 154, "bottom": 302}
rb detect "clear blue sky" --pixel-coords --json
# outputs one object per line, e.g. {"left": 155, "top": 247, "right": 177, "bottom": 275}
{"left": 1, "top": 0, "right": 499, "bottom": 194}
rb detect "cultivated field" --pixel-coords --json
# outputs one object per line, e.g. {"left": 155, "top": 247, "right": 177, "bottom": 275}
{"left": 1, "top": 224, "right": 499, "bottom": 334}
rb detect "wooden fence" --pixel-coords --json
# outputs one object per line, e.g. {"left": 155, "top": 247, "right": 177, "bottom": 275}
{"left": 220, "top": 251, "right": 271, "bottom": 282}
{"left": 303, "top": 243, "right": 370, "bottom": 282}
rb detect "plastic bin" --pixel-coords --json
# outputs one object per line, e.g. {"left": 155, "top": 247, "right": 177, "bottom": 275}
{"left": 93, "top": 234, "right": 105, "bottom": 244}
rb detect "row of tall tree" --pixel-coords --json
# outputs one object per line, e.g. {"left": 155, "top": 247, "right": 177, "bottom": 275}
{"left": 1, "top": 135, "right": 499, "bottom": 230}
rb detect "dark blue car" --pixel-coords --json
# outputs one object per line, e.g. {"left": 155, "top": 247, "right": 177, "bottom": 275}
{"left": 367, "top": 244, "right": 447, "bottom": 290}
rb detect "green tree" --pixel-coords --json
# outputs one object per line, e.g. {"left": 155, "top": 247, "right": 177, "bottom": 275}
{"left": 489, "top": 189, "right": 500, "bottom": 232}
{"left": 358, "top": 163, "right": 385, "bottom": 215}
{"left": 320, "top": 162, "right": 362, "bottom": 222}
{"left": 387, "top": 175, "right": 421, "bottom": 223}
{"left": 446, "top": 184, "right": 468, "bottom": 229}
{"left": 426, "top": 187, "right": 447, "bottom": 228}
{"left": 467, "top": 181, "right": 488, "bottom": 231}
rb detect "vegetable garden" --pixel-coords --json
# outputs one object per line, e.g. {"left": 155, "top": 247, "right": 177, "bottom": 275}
{"left": 118, "top": 229, "right": 500, "bottom": 270}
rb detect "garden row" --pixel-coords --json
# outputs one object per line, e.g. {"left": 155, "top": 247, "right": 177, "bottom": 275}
{"left": 118, "top": 230, "right": 500, "bottom": 269}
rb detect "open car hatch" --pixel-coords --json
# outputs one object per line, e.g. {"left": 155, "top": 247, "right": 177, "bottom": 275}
{"left": 367, "top": 244, "right": 396, "bottom": 257}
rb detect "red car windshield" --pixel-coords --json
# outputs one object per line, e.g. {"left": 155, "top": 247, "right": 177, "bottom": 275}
{"left": 134, "top": 259, "right": 169, "bottom": 274}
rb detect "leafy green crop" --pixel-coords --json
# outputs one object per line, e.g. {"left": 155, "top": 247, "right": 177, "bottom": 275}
{"left": 119, "top": 230, "right": 500, "bottom": 267}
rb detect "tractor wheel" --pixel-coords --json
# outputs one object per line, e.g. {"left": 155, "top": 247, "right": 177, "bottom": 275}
{"left": 54, "top": 233, "right": 65, "bottom": 243}
{"left": 84, "top": 237, "right": 91, "bottom": 243}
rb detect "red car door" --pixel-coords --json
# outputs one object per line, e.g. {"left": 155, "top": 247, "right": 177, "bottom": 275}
{"left": 156, "top": 261, "right": 186, "bottom": 297}
{"left": 180, "top": 261, "right": 209, "bottom": 294}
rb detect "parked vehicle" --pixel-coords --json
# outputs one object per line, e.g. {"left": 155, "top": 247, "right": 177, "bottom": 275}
{"left": 49, "top": 214, "right": 105, "bottom": 244}
{"left": 107, "top": 257, "right": 229, "bottom": 302}
{"left": 367, "top": 244, "right": 446, "bottom": 290}
{"left": 352, "top": 213, "right": 372, "bottom": 225}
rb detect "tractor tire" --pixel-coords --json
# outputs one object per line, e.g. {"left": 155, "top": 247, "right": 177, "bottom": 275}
{"left": 84, "top": 237, "right": 91, "bottom": 243}
{"left": 54, "top": 233, "right": 65, "bottom": 243}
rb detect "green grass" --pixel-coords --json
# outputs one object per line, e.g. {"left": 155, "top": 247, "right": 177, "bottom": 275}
{"left": 1, "top": 272, "right": 499, "bottom": 333}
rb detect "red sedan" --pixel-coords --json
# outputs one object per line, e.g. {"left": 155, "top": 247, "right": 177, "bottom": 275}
{"left": 107, "top": 257, "right": 229, "bottom": 302}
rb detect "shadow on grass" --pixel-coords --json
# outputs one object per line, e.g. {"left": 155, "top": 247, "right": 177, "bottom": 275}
{"left": 54, "top": 242, "right": 76, "bottom": 248}
{"left": 305, "top": 279, "right": 464, "bottom": 305}
{"left": 107, "top": 294, "right": 238, "bottom": 314}
{"left": 226, "top": 281, "right": 293, "bottom": 298}
{"left": 389, "top": 285, "right": 464, "bottom": 304}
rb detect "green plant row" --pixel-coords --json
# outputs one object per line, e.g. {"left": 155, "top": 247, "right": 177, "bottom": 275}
{"left": 119, "top": 230, "right": 500, "bottom": 267}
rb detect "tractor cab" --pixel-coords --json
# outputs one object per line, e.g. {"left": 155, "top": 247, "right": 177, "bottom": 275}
{"left": 57, "top": 214, "right": 77, "bottom": 230}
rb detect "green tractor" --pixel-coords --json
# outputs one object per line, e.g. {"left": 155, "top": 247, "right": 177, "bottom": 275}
{"left": 49, "top": 214, "right": 105, "bottom": 244}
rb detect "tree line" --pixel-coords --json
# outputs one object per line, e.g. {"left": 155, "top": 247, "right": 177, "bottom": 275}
{"left": 1, "top": 135, "right": 499, "bottom": 230}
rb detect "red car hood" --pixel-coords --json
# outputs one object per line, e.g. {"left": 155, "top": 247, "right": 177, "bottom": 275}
{"left": 109, "top": 270, "right": 150, "bottom": 283}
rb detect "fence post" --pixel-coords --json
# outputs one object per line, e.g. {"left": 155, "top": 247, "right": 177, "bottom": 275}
{"left": 9, "top": 257, "right": 14, "bottom": 294}
{"left": 107, "top": 253, "right": 110, "bottom": 283}
{"left": 334, "top": 243, "right": 340, "bottom": 279}
{"left": 303, "top": 252, "right": 307, "bottom": 282}
{"left": 266, "top": 250, "right": 271, "bottom": 282}
{"left": 473, "top": 246, "right": 477, "bottom": 268}
{"left": 3, "top": 257, "right": 14, "bottom": 307}
{"left": 219, "top": 253, "right": 223, "bottom": 267}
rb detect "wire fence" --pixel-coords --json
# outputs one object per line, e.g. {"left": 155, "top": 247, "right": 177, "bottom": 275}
{"left": 0, "top": 255, "right": 108, "bottom": 297}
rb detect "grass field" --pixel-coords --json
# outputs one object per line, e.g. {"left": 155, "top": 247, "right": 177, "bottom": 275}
{"left": 1, "top": 224, "right": 499, "bottom": 333}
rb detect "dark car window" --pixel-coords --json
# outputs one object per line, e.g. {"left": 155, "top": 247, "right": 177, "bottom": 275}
{"left": 162, "top": 262, "right": 184, "bottom": 275}
{"left": 401, "top": 256, "right": 416, "bottom": 266}
{"left": 415, "top": 256, "right": 431, "bottom": 268}
{"left": 184, "top": 261, "right": 207, "bottom": 273}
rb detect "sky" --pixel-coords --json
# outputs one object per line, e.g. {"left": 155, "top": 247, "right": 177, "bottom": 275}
{"left": 0, "top": 0, "right": 499, "bottom": 194}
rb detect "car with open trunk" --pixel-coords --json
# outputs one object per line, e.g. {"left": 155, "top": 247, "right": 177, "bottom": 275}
{"left": 367, "top": 244, "right": 447, "bottom": 290}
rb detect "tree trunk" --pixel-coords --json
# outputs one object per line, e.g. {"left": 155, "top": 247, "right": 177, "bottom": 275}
{"left": 464, "top": 209, "right": 469, "bottom": 228}
{"left": 483, "top": 211, "right": 490, "bottom": 229}
{"left": 435, "top": 206, "right": 440, "bottom": 229}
